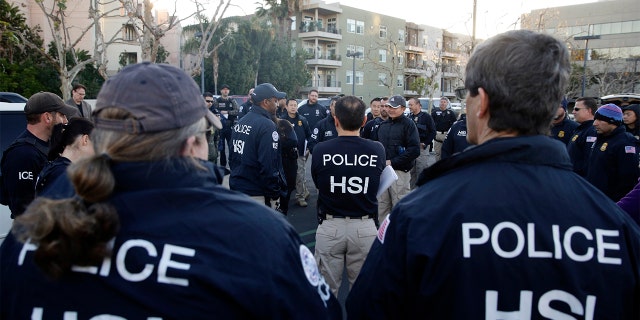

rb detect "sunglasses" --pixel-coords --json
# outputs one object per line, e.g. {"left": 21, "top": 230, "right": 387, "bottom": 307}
{"left": 573, "top": 107, "right": 584, "bottom": 111}
{"left": 205, "top": 100, "right": 214, "bottom": 103}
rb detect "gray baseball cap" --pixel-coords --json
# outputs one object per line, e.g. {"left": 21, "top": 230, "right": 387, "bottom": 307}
{"left": 385, "top": 95, "right": 406, "bottom": 108}
{"left": 24, "top": 92, "right": 78, "bottom": 117}
{"left": 93, "top": 62, "right": 221, "bottom": 133}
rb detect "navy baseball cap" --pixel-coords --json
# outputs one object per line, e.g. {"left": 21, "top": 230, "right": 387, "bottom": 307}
{"left": 93, "top": 62, "right": 221, "bottom": 132}
{"left": 251, "top": 83, "right": 286, "bottom": 104}
{"left": 220, "top": 84, "right": 230, "bottom": 90}
{"left": 24, "top": 92, "right": 78, "bottom": 117}
{"left": 386, "top": 95, "right": 406, "bottom": 108}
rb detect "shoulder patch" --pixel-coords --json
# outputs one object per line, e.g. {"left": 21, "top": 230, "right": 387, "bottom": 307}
{"left": 625, "top": 146, "right": 636, "bottom": 154}
{"left": 299, "top": 245, "right": 320, "bottom": 286}
{"left": 586, "top": 136, "right": 596, "bottom": 143}
{"left": 272, "top": 131, "right": 279, "bottom": 142}
{"left": 313, "top": 128, "right": 319, "bottom": 135}
{"left": 377, "top": 215, "right": 391, "bottom": 244}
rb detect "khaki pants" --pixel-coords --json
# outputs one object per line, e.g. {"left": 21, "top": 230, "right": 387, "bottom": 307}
{"left": 314, "top": 216, "right": 377, "bottom": 296}
{"left": 410, "top": 147, "right": 430, "bottom": 189}
{"left": 295, "top": 157, "right": 309, "bottom": 201}
{"left": 378, "top": 169, "right": 411, "bottom": 223}
{"left": 434, "top": 131, "right": 447, "bottom": 161}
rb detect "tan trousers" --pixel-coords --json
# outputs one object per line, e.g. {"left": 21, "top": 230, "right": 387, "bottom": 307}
{"left": 410, "top": 147, "right": 430, "bottom": 189}
{"left": 314, "top": 216, "right": 377, "bottom": 296}
{"left": 378, "top": 169, "right": 411, "bottom": 223}
{"left": 434, "top": 131, "right": 447, "bottom": 161}
{"left": 295, "top": 157, "right": 309, "bottom": 201}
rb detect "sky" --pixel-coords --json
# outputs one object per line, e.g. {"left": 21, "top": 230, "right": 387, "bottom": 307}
{"left": 155, "top": 0, "right": 600, "bottom": 38}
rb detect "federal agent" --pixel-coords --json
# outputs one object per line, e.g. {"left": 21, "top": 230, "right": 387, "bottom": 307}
{"left": 431, "top": 97, "right": 457, "bottom": 160}
{"left": 550, "top": 100, "right": 579, "bottom": 145}
{"left": 229, "top": 83, "right": 286, "bottom": 206}
{"left": 567, "top": 97, "right": 598, "bottom": 177}
{"left": 361, "top": 99, "right": 388, "bottom": 140}
{"left": 214, "top": 84, "right": 239, "bottom": 168}
{"left": 282, "top": 98, "right": 312, "bottom": 207}
{"left": 622, "top": 104, "right": 640, "bottom": 139}
{"left": 298, "top": 89, "right": 328, "bottom": 129}
{"left": 441, "top": 112, "right": 469, "bottom": 159}
{"left": 0, "top": 63, "right": 341, "bottom": 319}
{"left": 311, "top": 96, "right": 385, "bottom": 296}
{"left": 407, "top": 97, "right": 436, "bottom": 188}
{"left": 0, "top": 92, "right": 76, "bottom": 218}
{"left": 372, "top": 95, "right": 420, "bottom": 223}
{"left": 347, "top": 30, "right": 640, "bottom": 319}
{"left": 586, "top": 104, "right": 640, "bottom": 201}
{"left": 309, "top": 96, "right": 339, "bottom": 153}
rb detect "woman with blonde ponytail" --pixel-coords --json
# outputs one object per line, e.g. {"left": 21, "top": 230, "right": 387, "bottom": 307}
{"left": 1, "top": 63, "right": 341, "bottom": 319}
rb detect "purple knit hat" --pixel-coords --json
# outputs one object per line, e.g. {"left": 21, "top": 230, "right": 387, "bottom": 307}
{"left": 594, "top": 103, "right": 623, "bottom": 124}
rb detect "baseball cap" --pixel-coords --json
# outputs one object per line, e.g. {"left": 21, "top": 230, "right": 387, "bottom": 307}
{"left": 251, "top": 83, "right": 286, "bottom": 104}
{"left": 24, "top": 92, "right": 78, "bottom": 117}
{"left": 93, "top": 62, "right": 221, "bottom": 133}
{"left": 220, "top": 84, "right": 230, "bottom": 90}
{"left": 594, "top": 103, "right": 623, "bottom": 125}
{"left": 385, "top": 95, "right": 406, "bottom": 108}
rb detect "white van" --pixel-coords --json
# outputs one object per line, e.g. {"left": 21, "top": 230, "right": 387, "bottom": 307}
{"left": 0, "top": 102, "right": 27, "bottom": 243}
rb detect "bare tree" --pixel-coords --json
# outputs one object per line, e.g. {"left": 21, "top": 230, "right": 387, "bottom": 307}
{"left": 363, "top": 35, "right": 404, "bottom": 97}
{"left": 18, "top": 0, "right": 122, "bottom": 100}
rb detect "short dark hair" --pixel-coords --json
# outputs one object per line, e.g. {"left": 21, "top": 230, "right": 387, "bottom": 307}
{"left": 465, "top": 30, "right": 570, "bottom": 135}
{"left": 286, "top": 98, "right": 297, "bottom": 105}
{"left": 72, "top": 83, "right": 87, "bottom": 92}
{"left": 370, "top": 97, "right": 382, "bottom": 104}
{"left": 334, "top": 96, "right": 366, "bottom": 131}
{"left": 203, "top": 92, "right": 213, "bottom": 98}
{"left": 575, "top": 97, "right": 598, "bottom": 115}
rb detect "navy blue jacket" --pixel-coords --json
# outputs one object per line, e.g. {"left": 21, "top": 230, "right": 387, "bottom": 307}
{"left": 441, "top": 114, "right": 469, "bottom": 159}
{"left": 35, "top": 156, "right": 71, "bottom": 196}
{"left": 298, "top": 102, "right": 328, "bottom": 129}
{"left": 586, "top": 125, "right": 640, "bottom": 201}
{"left": 361, "top": 117, "right": 384, "bottom": 140}
{"left": 567, "top": 119, "right": 597, "bottom": 177}
{"left": 229, "top": 106, "right": 282, "bottom": 198}
{"left": 0, "top": 130, "right": 49, "bottom": 217}
{"left": 347, "top": 136, "right": 640, "bottom": 319}
{"left": 550, "top": 116, "right": 579, "bottom": 145}
{"left": 409, "top": 111, "right": 436, "bottom": 145}
{"left": 431, "top": 108, "right": 457, "bottom": 133}
{"left": 372, "top": 115, "right": 420, "bottom": 172}
{"left": 311, "top": 136, "right": 386, "bottom": 218}
{"left": 309, "top": 116, "right": 338, "bottom": 153}
{"left": 0, "top": 158, "right": 342, "bottom": 319}
{"left": 282, "top": 113, "right": 312, "bottom": 156}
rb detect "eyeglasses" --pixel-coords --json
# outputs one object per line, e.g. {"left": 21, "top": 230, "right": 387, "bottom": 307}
{"left": 205, "top": 100, "right": 214, "bottom": 103}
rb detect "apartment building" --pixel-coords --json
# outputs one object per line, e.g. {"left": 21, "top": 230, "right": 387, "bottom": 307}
{"left": 521, "top": 0, "right": 640, "bottom": 97}
{"left": 292, "top": 0, "right": 470, "bottom": 103}
{"left": 11, "top": 0, "right": 181, "bottom": 76}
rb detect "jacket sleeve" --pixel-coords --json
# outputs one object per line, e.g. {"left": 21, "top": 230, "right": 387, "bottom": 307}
{"left": 257, "top": 124, "right": 282, "bottom": 198}
{"left": 617, "top": 180, "right": 640, "bottom": 225}
{"left": 390, "top": 120, "right": 420, "bottom": 168}
{"left": 441, "top": 125, "right": 455, "bottom": 160}
{"left": 425, "top": 114, "right": 436, "bottom": 145}
{"left": 308, "top": 121, "right": 322, "bottom": 154}
{"left": 611, "top": 142, "right": 640, "bottom": 201}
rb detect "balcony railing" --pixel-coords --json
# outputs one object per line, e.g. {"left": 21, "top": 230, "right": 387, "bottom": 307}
{"left": 300, "top": 22, "right": 341, "bottom": 35}
{"left": 306, "top": 78, "right": 342, "bottom": 88}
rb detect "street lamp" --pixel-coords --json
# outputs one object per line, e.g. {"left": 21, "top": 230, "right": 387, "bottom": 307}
{"left": 194, "top": 32, "right": 205, "bottom": 94}
{"left": 346, "top": 51, "right": 362, "bottom": 95}
{"left": 574, "top": 33, "right": 600, "bottom": 97}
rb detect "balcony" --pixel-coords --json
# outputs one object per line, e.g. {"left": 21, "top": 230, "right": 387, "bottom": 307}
{"left": 301, "top": 78, "right": 342, "bottom": 95}
{"left": 405, "top": 61, "right": 426, "bottom": 75}
{"left": 299, "top": 22, "right": 342, "bottom": 41}
{"left": 405, "top": 44, "right": 426, "bottom": 53}
{"left": 305, "top": 51, "right": 342, "bottom": 68}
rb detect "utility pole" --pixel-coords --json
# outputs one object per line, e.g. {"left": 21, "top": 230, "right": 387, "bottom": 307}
{"left": 574, "top": 26, "right": 600, "bottom": 97}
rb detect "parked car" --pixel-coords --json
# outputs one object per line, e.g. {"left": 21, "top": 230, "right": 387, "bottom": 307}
{"left": 0, "top": 92, "right": 28, "bottom": 103}
{"left": 0, "top": 102, "right": 27, "bottom": 244}
{"left": 600, "top": 93, "right": 640, "bottom": 107}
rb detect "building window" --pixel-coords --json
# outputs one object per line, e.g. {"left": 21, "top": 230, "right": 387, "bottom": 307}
{"left": 347, "top": 70, "right": 353, "bottom": 85}
{"left": 291, "top": 16, "right": 296, "bottom": 31}
{"left": 357, "top": 45, "right": 365, "bottom": 59}
{"left": 378, "top": 73, "right": 387, "bottom": 86}
{"left": 379, "top": 49, "right": 387, "bottom": 62}
{"left": 356, "top": 20, "right": 365, "bottom": 35}
{"left": 120, "top": 52, "right": 137, "bottom": 66}
{"left": 397, "top": 75, "right": 403, "bottom": 87}
{"left": 328, "top": 17, "right": 337, "bottom": 33}
{"left": 379, "top": 25, "right": 387, "bottom": 38}
{"left": 356, "top": 71, "right": 363, "bottom": 85}
{"left": 347, "top": 19, "right": 356, "bottom": 33}
{"left": 123, "top": 24, "right": 136, "bottom": 41}
{"left": 399, "top": 29, "right": 405, "bottom": 42}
